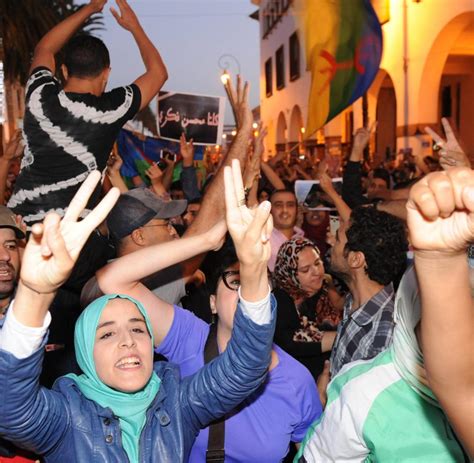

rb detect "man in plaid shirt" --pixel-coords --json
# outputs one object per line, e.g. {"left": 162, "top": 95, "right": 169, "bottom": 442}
{"left": 329, "top": 207, "right": 408, "bottom": 376}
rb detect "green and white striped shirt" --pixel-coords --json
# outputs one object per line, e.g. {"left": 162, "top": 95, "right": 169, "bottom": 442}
{"left": 296, "top": 268, "right": 465, "bottom": 462}
{"left": 297, "top": 348, "right": 463, "bottom": 462}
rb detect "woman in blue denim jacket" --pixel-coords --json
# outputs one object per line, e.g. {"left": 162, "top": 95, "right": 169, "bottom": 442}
{"left": 0, "top": 164, "right": 276, "bottom": 463}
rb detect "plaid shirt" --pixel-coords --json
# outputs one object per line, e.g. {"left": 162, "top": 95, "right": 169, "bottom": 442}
{"left": 329, "top": 283, "right": 395, "bottom": 377}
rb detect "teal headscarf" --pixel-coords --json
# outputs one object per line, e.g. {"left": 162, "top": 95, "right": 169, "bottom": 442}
{"left": 66, "top": 294, "right": 161, "bottom": 463}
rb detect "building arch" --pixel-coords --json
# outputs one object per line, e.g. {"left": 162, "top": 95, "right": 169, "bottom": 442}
{"left": 275, "top": 111, "right": 287, "bottom": 153}
{"left": 276, "top": 111, "right": 287, "bottom": 144}
{"left": 418, "top": 12, "right": 473, "bottom": 124}
{"left": 288, "top": 105, "right": 304, "bottom": 143}
{"left": 288, "top": 105, "right": 304, "bottom": 156}
{"left": 374, "top": 71, "right": 397, "bottom": 163}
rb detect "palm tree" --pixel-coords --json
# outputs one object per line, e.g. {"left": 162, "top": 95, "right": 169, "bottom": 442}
{"left": 0, "top": 0, "right": 103, "bottom": 85}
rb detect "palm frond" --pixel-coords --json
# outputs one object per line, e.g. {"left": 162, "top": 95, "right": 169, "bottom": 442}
{"left": 1, "top": 0, "right": 104, "bottom": 84}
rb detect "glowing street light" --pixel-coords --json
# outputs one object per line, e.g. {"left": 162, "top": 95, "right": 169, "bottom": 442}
{"left": 217, "top": 54, "right": 241, "bottom": 84}
{"left": 221, "top": 70, "right": 230, "bottom": 85}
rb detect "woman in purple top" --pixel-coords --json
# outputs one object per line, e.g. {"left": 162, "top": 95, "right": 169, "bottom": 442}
{"left": 97, "top": 169, "right": 322, "bottom": 461}
{"left": 159, "top": 240, "right": 322, "bottom": 462}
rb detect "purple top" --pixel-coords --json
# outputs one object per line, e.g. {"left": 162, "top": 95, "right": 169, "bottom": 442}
{"left": 157, "top": 306, "right": 322, "bottom": 462}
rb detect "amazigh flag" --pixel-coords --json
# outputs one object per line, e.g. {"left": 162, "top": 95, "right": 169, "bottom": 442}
{"left": 117, "top": 129, "right": 204, "bottom": 184}
{"left": 294, "top": 0, "right": 382, "bottom": 135}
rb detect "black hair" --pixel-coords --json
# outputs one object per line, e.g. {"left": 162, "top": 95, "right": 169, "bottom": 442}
{"left": 63, "top": 35, "right": 110, "bottom": 78}
{"left": 372, "top": 168, "right": 391, "bottom": 189}
{"left": 201, "top": 236, "right": 238, "bottom": 295}
{"left": 257, "top": 186, "right": 272, "bottom": 198}
{"left": 345, "top": 207, "right": 408, "bottom": 286}
{"left": 270, "top": 189, "right": 297, "bottom": 202}
{"left": 187, "top": 198, "right": 202, "bottom": 205}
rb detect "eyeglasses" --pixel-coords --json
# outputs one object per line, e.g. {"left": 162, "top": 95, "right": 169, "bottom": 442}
{"left": 142, "top": 220, "right": 171, "bottom": 229}
{"left": 221, "top": 270, "right": 241, "bottom": 291}
{"left": 221, "top": 269, "right": 273, "bottom": 291}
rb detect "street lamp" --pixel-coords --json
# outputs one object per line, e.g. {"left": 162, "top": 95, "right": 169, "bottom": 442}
{"left": 221, "top": 70, "right": 230, "bottom": 85}
{"left": 218, "top": 54, "right": 241, "bottom": 83}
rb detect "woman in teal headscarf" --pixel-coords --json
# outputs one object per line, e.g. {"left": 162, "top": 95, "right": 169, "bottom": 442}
{"left": 68, "top": 293, "right": 161, "bottom": 463}
{"left": 0, "top": 163, "right": 276, "bottom": 462}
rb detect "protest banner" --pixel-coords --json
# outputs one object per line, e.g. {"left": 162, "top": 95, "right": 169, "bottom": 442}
{"left": 157, "top": 91, "right": 225, "bottom": 145}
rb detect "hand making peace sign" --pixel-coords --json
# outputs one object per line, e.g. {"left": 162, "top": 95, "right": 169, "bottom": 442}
{"left": 425, "top": 118, "right": 471, "bottom": 170}
{"left": 224, "top": 159, "right": 273, "bottom": 268}
{"left": 20, "top": 172, "right": 120, "bottom": 294}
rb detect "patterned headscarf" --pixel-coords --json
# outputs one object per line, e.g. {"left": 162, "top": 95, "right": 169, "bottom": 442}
{"left": 273, "top": 237, "right": 321, "bottom": 300}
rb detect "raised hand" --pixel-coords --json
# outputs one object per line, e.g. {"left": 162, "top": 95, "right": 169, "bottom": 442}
{"left": 223, "top": 75, "right": 253, "bottom": 130}
{"left": 243, "top": 123, "right": 266, "bottom": 190}
{"left": 106, "top": 150, "right": 123, "bottom": 174}
{"left": 316, "top": 160, "right": 334, "bottom": 194}
{"left": 425, "top": 118, "right": 470, "bottom": 170}
{"left": 350, "top": 122, "right": 377, "bottom": 161}
{"left": 88, "top": 0, "right": 107, "bottom": 13}
{"left": 407, "top": 168, "right": 474, "bottom": 253}
{"left": 180, "top": 133, "right": 195, "bottom": 167}
{"left": 20, "top": 172, "right": 120, "bottom": 294}
{"left": 110, "top": 0, "right": 141, "bottom": 31}
{"left": 145, "top": 162, "right": 164, "bottom": 183}
{"left": 224, "top": 159, "right": 272, "bottom": 267}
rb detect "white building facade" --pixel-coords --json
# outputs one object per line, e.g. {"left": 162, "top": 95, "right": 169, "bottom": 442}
{"left": 251, "top": 0, "right": 474, "bottom": 165}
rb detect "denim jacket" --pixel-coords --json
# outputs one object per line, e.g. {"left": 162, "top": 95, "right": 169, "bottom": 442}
{"left": 0, "top": 299, "right": 276, "bottom": 462}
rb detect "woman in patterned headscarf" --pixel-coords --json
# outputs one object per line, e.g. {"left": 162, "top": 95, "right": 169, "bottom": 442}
{"left": 273, "top": 237, "right": 344, "bottom": 380}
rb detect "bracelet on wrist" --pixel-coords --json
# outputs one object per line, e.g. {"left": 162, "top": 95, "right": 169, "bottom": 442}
{"left": 20, "top": 280, "right": 57, "bottom": 295}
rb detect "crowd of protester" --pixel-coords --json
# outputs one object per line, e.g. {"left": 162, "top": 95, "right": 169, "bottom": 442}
{"left": 0, "top": 1, "right": 472, "bottom": 462}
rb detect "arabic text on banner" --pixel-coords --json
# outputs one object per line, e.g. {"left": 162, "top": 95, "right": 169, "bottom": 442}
{"left": 157, "top": 91, "right": 225, "bottom": 145}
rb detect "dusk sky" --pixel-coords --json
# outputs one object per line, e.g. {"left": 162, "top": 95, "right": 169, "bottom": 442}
{"left": 98, "top": 0, "right": 261, "bottom": 124}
